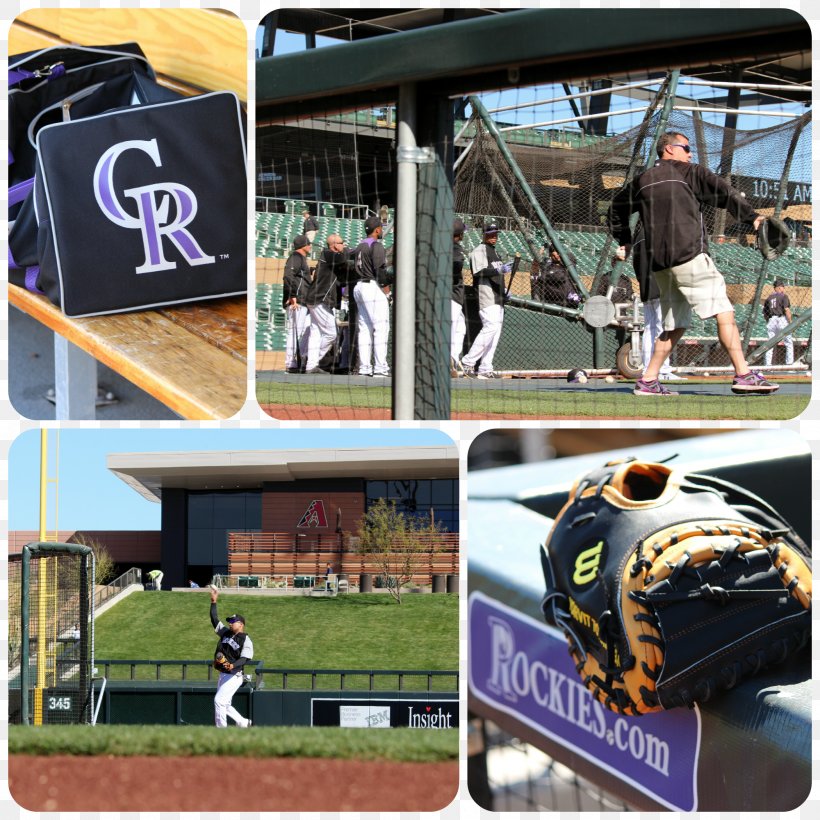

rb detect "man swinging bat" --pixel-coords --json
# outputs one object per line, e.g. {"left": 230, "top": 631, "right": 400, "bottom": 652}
{"left": 209, "top": 585, "right": 253, "bottom": 728}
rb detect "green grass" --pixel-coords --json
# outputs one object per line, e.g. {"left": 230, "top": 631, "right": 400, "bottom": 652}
{"left": 95, "top": 592, "right": 457, "bottom": 684}
{"left": 9, "top": 724, "right": 457, "bottom": 761}
{"left": 451, "top": 388, "right": 809, "bottom": 419}
{"left": 256, "top": 380, "right": 809, "bottom": 420}
{"left": 257, "top": 381, "right": 389, "bottom": 410}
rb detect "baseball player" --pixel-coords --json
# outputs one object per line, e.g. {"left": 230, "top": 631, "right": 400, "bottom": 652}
{"left": 210, "top": 586, "right": 253, "bottom": 728}
{"left": 302, "top": 210, "right": 319, "bottom": 244}
{"left": 460, "top": 223, "right": 511, "bottom": 378}
{"left": 450, "top": 219, "right": 467, "bottom": 376}
{"left": 283, "top": 235, "right": 313, "bottom": 373}
{"left": 763, "top": 278, "right": 794, "bottom": 366}
{"left": 304, "top": 234, "right": 349, "bottom": 373}
{"left": 609, "top": 131, "right": 776, "bottom": 396}
{"left": 353, "top": 215, "right": 393, "bottom": 377}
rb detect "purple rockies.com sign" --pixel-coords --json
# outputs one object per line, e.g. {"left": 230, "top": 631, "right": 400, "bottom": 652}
{"left": 469, "top": 591, "right": 701, "bottom": 811}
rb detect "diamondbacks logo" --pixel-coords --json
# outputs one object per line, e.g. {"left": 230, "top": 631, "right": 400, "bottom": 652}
{"left": 93, "top": 138, "right": 215, "bottom": 274}
{"left": 297, "top": 500, "right": 328, "bottom": 528}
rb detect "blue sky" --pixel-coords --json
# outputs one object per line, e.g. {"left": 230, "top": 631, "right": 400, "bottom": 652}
{"left": 8, "top": 429, "right": 454, "bottom": 531}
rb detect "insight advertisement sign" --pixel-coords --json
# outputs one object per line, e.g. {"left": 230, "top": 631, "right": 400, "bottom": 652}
{"left": 468, "top": 591, "right": 700, "bottom": 811}
{"left": 312, "top": 698, "right": 458, "bottom": 729}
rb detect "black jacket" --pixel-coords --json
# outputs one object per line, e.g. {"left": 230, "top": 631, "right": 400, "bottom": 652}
{"left": 307, "top": 247, "right": 349, "bottom": 310}
{"left": 282, "top": 251, "right": 311, "bottom": 307}
{"left": 609, "top": 159, "right": 758, "bottom": 271}
{"left": 354, "top": 237, "right": 391, "bottom": 286}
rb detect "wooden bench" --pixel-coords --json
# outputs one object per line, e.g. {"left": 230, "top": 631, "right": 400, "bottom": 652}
{"left": 9, "top": 9, "right": 248, "bottom": 419}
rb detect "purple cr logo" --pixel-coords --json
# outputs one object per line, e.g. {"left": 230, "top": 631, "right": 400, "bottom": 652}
{"left": 93, "top": 138, "right": 215, "bottom": 274}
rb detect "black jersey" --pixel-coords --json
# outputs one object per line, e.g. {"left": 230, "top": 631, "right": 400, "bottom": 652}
{"left": 283, "top": 251, "right": 311, "bottom": 307}
{"left": 354, "top": 237, "right": 391, "bottom": 286}
{"left": 764, "top": 291, "right": 790, "bottom": 319}
{"left": 211, "top": 604, "right": 253, "bottom": 673}
{"left": 452, "top": 240, "right": 465, "bottom": 306}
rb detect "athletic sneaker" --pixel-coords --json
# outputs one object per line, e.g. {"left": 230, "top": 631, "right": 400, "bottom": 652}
{"left": 633, "top": 378, "right": 678, "bottom": 396}
{"left": 461, "top": 359, "right": 477, "bottom": 377}
{"left": 660, "top": 372, "right": 688, "bottom": 381}
{"left": 476, "top": 371, "right": 500, "bottom": 379}
{"left": 731, "top": 370, "right": 779, "bottom": 395}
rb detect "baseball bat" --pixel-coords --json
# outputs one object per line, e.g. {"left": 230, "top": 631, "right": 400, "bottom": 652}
{"left": 504, "top": 253, "right": 522, "bottom": 299}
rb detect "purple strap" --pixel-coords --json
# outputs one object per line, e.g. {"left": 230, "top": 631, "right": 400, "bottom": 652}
{"left": 8, "top": 68, "right": 37, "bottom": 87}
{"left": 9, "top": 63, "right": 65, "bottom": 88}
{"left": 7, "top": 247, "right": 44, "bottom": 294}
{"left": 25, "top": 266, "right": 43, "bottom": 293}
{"left": 9, "top": 177, "right": 34, "bottom": 207}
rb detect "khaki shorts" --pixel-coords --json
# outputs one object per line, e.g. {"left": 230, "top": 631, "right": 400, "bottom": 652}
{"left": 654, "top": 253, "right": 733, "bottom": 331}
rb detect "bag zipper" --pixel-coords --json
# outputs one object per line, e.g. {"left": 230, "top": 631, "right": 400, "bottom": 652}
{"left": 28, "top": 81, "right": 108, "bottom": 147}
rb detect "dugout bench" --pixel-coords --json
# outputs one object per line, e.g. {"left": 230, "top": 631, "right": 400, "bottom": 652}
{"left": 8, "top": 9, "right": 248, "bottom": 420}
{"left": 467, "top": 429, "right": 810, "bottom": 812}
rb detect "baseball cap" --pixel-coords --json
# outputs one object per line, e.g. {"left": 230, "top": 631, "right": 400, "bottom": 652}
{"left": 453, "top": 218, "right": 467, "bottom": 235}
{"left": 226, "top": 614, "right": 245, "bottom": 625}
{"left": 293, "top": 235, "right": 310, "bottom": 250}
{"left": 364, "top": 215, "right": 382, "bottom": 233}
{"left": 774, "top": 278, "right": 785, "bottom": 287}
{"left": 483, "top": 223, "right": 499, "bottom": 236}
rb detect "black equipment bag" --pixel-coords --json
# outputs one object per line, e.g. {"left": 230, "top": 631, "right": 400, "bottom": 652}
{"left": 9, "top": 44, "right": 247, "bottom": 317}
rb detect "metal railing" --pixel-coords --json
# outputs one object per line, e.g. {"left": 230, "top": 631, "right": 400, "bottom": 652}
{"left": 255, "top": 195, "right": 369, "bottom": 220}
{"left": 94, "top": 659, "right": 457, "bottom": 691}
{"left": 256, "top": 667, "right": 458, "bottom": 692}
{"left": 94, "top": 567, "right": 142, "bottom": 610}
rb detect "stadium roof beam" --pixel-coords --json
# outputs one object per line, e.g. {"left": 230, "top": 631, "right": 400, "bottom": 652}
{"left": 107, "top": 447, "right": 460, "bottom": 502}
{"left": 257, "top": 9, "right": 809, "bottom": 120}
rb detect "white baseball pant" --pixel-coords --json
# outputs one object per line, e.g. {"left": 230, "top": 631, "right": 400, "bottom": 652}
{"left": 462, "top": 304, "right": 503, "bottom": 374}
{"left": 306, "top": 304, "right": 338, "bottom": 370}
{"left": 285, "top": 305, "right": 311, "bottom": 370}
{"left": 214, "top": 671, "right": 249, "bottom": 727}
{"left": 353, "top": 281, "right": 390, "bottom": 375}
{"left": 641, "top": 298, "right": 674, "bottom": 378}
{"left": 766, "top": 315, "right": 794, "bottom": 365}
{"left": 450, "top": 300, "right": 466, "bottom": 364}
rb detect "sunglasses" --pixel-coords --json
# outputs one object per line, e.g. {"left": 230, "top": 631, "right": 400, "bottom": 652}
{"left": 670, "top": 143, "right": 691, "bottom": 154}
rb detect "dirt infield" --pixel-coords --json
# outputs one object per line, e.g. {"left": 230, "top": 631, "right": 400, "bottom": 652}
{"left": 10, "top": 755, "right": 458, "bottom": 812}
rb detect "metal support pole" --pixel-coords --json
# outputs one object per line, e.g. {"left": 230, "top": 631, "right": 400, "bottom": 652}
{"left": 592, "top": 72, "right": 679, "bottom": 293}
{"left": 742, "top": 112, "right": 810, "bottom": 354}
{"left": 54, "top": 335, "right": 97, "bottom": 420}
{"left": 468, "top": 95, "right": 587, "bottom": 297}
{"left": 746, "top": 309, "right": 811, "bottom": 365}
{"left": 394, "top": 83, "right": 419, "bottom": 420}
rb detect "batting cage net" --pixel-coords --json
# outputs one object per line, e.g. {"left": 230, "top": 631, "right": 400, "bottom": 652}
{"left": 455, "top": 97, "right": 811, "bottom": 376}
{"left": 256, "top": 107, "right": 399, "bottom": 420}
{"left": 256, "top": 11, "right": 810, "bottom": 420}
{"left": 9, "top": 544, "right": 94, "bottom": 725}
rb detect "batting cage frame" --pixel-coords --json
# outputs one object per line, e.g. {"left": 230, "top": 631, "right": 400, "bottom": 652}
{"left": 11, "top": 542, "right": 96, "bottom": 726}
{"left": 256, "top": 9, "right": 810, "bottom": 418}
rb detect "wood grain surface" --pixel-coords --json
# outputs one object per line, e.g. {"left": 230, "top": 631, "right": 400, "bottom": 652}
{"left": 10, "top": 8, "right": 247, "bottom": 100}
{"left": 9, "top": 285, "right": 247, "bottom": 420}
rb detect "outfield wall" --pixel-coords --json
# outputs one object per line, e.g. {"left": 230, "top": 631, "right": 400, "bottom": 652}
{"left": 87, "top": 682, "right": 458, "bottom": 728}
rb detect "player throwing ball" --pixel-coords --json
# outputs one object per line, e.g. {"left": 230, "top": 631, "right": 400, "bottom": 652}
{"left": 209, "top": 585, "right": 253, "bottom": 728}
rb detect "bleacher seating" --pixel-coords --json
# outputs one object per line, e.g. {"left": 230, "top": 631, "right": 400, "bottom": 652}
{"left": 256, "top": 205, "right": 395, "bottom": 260}
{"left": 255, "top": 212, "right": 810, "bottom": 355}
